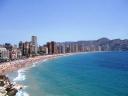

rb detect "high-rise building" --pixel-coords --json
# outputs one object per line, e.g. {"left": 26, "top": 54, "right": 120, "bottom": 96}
{"left": 19, "top": 41, "right": 33, "bottom": 57}
{"left": 47, "top": 42, "right": 52, "bottom": 54}
{"left": 10, "top": 48, "right": 18, "bottom": 60}
{"left": 51, "top": 41, "right": 57, "bottom": 54}
{"left": 4, "top": 43, "right": 13, "bottom": 51}
{"left": 17, "top": 49, "right": 22, "bottom": 59}
{"left": 56, "top": 43, "right": 64, "bottom": 54}
{"left": 23, "top": 42, "right": 31, "bottom": 57}
{"left": 47, "top": 41, "right": 57, "bottom": 54}
{"left": 0, "top": 48, "right": 9, "bottom": 61}
{"left": 74, "top": 43, "right": 78, "bottom": 52}
{"left": 31, "top": 36, "right": 38, "bottom": 55}
{"left": 38, "top": 45, "right": 48, "bottom": 55}
{"left": 19, "top": 41, "right": 24, "bottom": 56}
{"left": 19, "top": 41, "right": 23, "bottom": 49}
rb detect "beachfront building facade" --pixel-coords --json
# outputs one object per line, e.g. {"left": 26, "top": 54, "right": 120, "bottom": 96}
{"left": 10, "top": 48, "right": 17, "bottom": 60}
{"left": 56, "top": 43, "right": 66, "bottom": 54}
{"left": 23, "top": 42, "right": 31, "bottom": 57}
{"left": 47, "top": 42, "right": 52, "bottom": 54}
{"left": 47, "top": 41, "right": 58, "bottom": 54}
{"left": 1, "top": 36, "right": 127, "bottom": 63}
{"left": 51, "top": 41, "right": 58, "bottom": 54}
{"left": 0, "top": 48, "right": 9, "bottom": 62}
{"left": 18, "top": 36, "right": 39, "bottom": 57}
{"left": 17, "top": 49, "right": 22, "bottom": 59}
{"left": 38, "top": 46, "right": 48, "bottom": 55}
{"left": 4, "top": 43, "right": 13, "bottom": 51}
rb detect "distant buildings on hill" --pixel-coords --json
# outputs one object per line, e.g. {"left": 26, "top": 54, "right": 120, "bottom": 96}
{"left": 0, "top": 36, "right": 128, "bottom": 62}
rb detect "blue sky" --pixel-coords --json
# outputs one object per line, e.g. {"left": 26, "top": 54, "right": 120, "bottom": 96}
{"left": 0, "top": 0, "right": 128, "bottom": 45}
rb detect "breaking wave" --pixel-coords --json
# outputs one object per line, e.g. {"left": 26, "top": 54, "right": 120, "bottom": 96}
{"left": 13, "top": 69, "right": 26, "bottom": 82}
{"left": 13, "top": 69, "right": 29, "bottom": 96}
{"left": 16, "top": 90, "right": 29, "bottom": 96}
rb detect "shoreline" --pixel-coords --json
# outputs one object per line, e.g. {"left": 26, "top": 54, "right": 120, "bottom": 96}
{"left": 0, "top": 51, "right": 118, "bottom": 75}
{"left": 0, "top": 53, "right": 73, "bottom": 75}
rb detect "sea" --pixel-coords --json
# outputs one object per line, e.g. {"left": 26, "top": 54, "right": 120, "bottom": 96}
{"left": 7, "top": 52, "right": 128, "bottom": 96}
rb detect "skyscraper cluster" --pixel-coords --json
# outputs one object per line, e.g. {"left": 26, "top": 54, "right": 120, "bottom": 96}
{"left": 0, "top": 36, "right": 38, "bottom": 62}
{"left": 18, "top": 36, "right": 38, "bottom": 57}
{"left": 0, "top": 36, "right": 128, "bottom": 63}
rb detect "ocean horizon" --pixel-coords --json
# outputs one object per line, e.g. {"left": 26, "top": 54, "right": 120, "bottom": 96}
{"left": 8, "top": 51, "right": 128, "bottom": 96}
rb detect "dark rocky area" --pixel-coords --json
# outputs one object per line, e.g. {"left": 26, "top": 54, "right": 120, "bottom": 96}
{"left": 0, "top": 75, "right": 22, "bottom": 96}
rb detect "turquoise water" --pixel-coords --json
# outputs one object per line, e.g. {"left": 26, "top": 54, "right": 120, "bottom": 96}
{"left": 13, "top": 52, "right": 128, "bottom": 96}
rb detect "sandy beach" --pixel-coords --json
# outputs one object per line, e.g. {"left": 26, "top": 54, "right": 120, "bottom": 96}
{"left": 0, "top": 54, "right": 70, "bottom": 75}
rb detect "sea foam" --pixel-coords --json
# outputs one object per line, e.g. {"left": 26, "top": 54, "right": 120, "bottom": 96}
{"left": 13, "top": 69, "right": 30, "bottom": 96}
{"left": 13, "top": 69, "right": 26, "bottom": 82}
{"left": 14, "top": 59, "right": 48, "bottom": 96}
{"left": 16, "top": 90, "right": 29, "bottom": 96}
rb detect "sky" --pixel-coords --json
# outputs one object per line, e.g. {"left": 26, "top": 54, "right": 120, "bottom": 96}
{"left": 0, "top": 0, "right": 128, "bottom": 45}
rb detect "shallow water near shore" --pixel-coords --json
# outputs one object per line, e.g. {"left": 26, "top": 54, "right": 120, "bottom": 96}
{"left": 9, "top": 52, "right": 128, "bottom": 96}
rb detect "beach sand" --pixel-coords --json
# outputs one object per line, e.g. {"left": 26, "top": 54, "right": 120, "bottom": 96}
{"left": 0, "top": 54, "right": 71, "bottom": 75}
